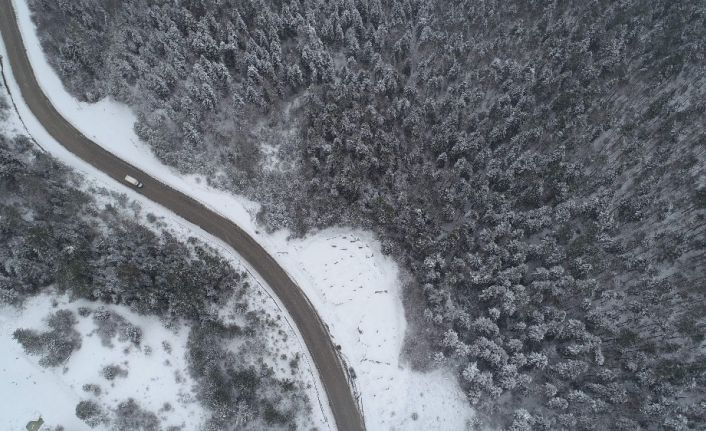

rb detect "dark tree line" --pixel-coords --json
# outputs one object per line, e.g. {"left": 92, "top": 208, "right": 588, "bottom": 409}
{"left": 28, "top": 0, "right": 706, "bottom": 428}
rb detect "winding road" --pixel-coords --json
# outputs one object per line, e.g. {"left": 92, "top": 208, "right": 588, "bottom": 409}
{"left": 0, "top": 2, "right": 364, "bottom": 430}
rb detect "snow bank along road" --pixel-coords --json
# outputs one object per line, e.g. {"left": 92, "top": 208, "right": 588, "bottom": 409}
{"left": 0, "top": 2, "right": 365, "bottom": 430}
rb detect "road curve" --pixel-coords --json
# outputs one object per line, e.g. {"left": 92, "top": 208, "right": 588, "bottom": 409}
{"left": 0, "top": 2, "right": 364, "bottom": 430}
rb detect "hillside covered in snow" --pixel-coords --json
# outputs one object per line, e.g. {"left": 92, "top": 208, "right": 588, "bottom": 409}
{"left": 8, "top": 0, "right": 706, "bottom": 428}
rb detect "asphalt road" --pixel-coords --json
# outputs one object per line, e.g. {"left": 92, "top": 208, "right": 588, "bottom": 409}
{"left": 0, "top": 2, "right": 364, "bottom": 430}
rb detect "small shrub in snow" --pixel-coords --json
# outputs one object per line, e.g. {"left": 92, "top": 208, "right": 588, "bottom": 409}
{"left": 75, "top": 400, "right": 106, "bottom": 428}
{"left": 101, "top": 364, "right": 128, "bottom": 380}
{"left": 82, "top": 383, "right": 102, "bottom": 396}
{"left": 92, "top": 308, "right": 142, "bottom": 347}
{"left": 112, "top": 399, "right": 160, "bottom": 431}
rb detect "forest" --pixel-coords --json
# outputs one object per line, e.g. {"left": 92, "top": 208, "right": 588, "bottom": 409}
{"left": 27, "top": 0, "right": 706, "bottom": 428}
{"left": 0, "top": 85, "right": 312, "bottom": 430}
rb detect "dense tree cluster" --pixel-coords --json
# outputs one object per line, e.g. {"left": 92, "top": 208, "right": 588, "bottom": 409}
{"left": 13, "top": 309, "right": 82, "bottom": 367}
{"left": 0, "top": 130, "right": 237, "bottom": 321}
{"left": 29, "top": 0, "right": 706, "bottom": 428}
{"left": 0, "top": 88, "right": 310, "bottom": 429}
{"left": 188, "top": 320, "right": 311, "bottom": 430}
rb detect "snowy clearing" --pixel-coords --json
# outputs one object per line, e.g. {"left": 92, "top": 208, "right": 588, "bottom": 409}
{"left": 0, "top": 293, "right": 203, "bottom": 430}
{"left": 3, "top": 0, "right": 476, "bottom": 428}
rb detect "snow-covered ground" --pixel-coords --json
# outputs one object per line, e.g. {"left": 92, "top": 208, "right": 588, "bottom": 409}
{"left": 0, "top": 286, "right": 325, "bottom": 431}
{"left": 2, "top": 0, "right": 476, "bottom": 428}
{"left": 0, "top": 294, "right": 204, "bottom": 430}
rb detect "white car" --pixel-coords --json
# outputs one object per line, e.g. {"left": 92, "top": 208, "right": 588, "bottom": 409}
{"left": 124, "top": 175, "right": 144, "bottom": 188}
